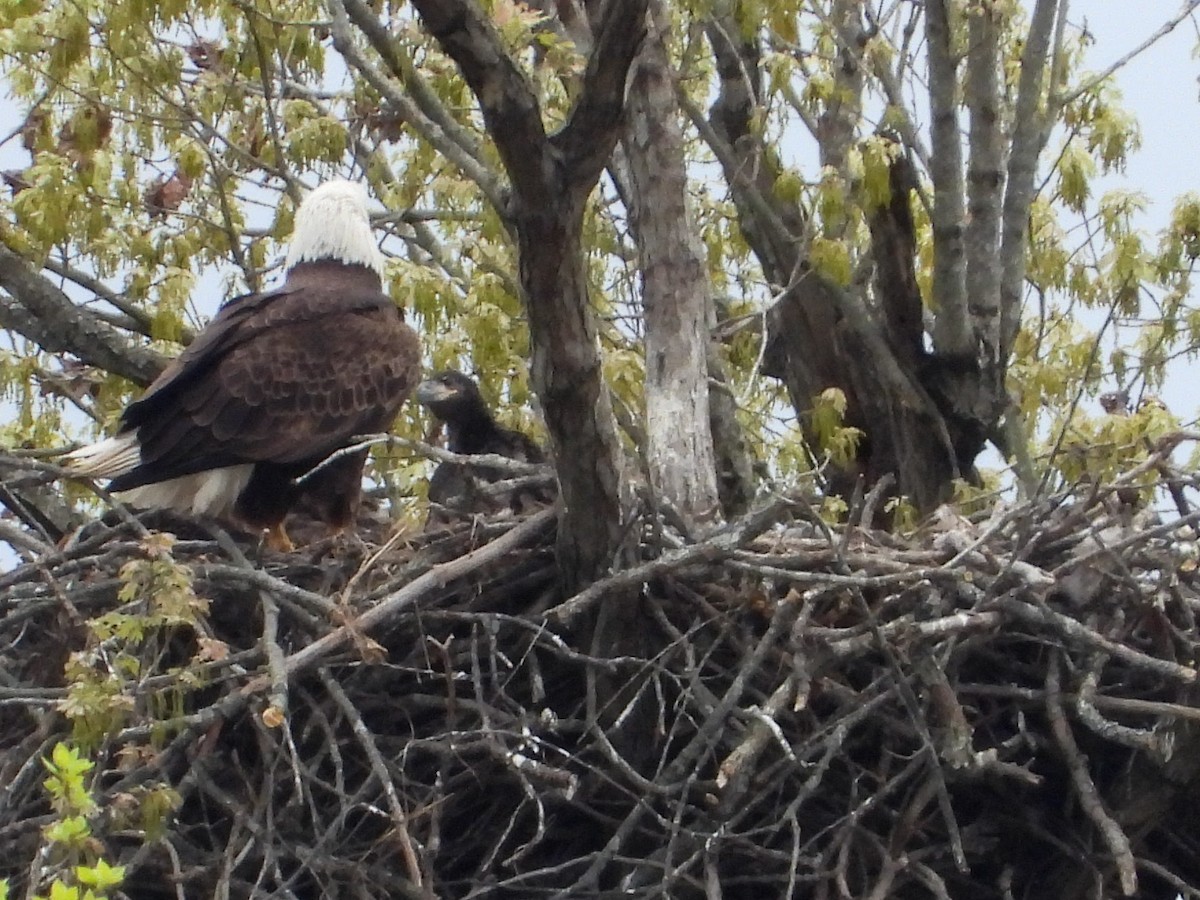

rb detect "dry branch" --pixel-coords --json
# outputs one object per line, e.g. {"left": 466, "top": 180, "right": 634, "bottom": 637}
{"left": 3, "top": 465, "right": 1200, "bottom": 898}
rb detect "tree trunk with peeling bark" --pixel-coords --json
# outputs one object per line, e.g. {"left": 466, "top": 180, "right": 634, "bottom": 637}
{"left": 700, "top": 1, "right": 1058, "bottom": 516}
{"left": 623, "top": 2, "right": 721, "bottom": 527}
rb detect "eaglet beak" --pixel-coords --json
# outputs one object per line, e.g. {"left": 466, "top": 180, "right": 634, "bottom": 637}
{"left": 416, "top": 379, "right": 457, "bottom": 404}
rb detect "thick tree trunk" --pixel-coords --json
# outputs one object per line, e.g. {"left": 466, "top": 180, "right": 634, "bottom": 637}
{"left": 704, "top": 16, "right": 993, "bottom": 515}
{"left": 623, "top": 2, "right": 721, "bottom": 526}
{"left": 706, "top": 342, "right": 755, "bottom": 518}
{"left": 411, "top": 0, "right": 646, "bottom": 586}
{"left": 514, "top": 198, "right": 629, "bottom": 586}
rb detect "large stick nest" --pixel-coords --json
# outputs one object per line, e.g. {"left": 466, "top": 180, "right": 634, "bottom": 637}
{"left": 2, "top": 456, "right": 1200, "bottom": 899}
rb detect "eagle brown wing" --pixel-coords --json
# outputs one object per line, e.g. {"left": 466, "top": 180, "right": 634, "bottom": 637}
{"left": 110, "top": 285, "right": 419, "bottom": 491}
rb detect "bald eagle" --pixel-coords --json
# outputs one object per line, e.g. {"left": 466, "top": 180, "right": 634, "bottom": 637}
{"left": 416, "top": 370, "right": 552, "bottom": 525}
{"left": 65, "top": 180, "right": 421, "bottom": 551}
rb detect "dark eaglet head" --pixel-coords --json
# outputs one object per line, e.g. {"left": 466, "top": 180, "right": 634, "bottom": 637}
{"left": 416, "top": 370, "right": 484, "bottom": 422}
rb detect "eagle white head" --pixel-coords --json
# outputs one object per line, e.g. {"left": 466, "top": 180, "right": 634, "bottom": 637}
{"left": 285, "top": 179, "right": 386, "bottom": 280}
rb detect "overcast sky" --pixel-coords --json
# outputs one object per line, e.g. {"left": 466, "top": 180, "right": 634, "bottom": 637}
{"left": 1073, "top": 0, "right": 1199, "bottom": 234}
{"left": 1061, "top": 1, "right": 1200, "bottom": 422}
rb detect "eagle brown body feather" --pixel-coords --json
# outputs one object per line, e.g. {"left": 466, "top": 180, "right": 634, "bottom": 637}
{"left": 109, "top": 263, "right": 419, "bottom": 539}
{"left": 65, "top": 180, "right": 421, "bottom": 549}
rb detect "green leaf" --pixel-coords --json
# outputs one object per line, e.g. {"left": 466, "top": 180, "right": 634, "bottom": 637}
{"left": 44, "top": 815, "right": 91, "bottom": 846}
{"left": 809, "top": 237, "right": 852, "bottom": 287}
{"left": 859, "top": 136, "right": 896, "bottom": 210}
{"left": 1058, "top": 142, "right": 1094, "bottom": 212}
{"left": 75, "top": 860, "right": 125, "bottom": 890}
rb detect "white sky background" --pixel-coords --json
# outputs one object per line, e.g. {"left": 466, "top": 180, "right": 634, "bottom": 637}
{"left": 1063, "top": 0, "right": 1200, "bottom": 421}
{"left": 1, "top": 2, "right": 1200, "bottom": 568}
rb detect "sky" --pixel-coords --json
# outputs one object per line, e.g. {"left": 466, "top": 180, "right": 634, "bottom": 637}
{"left": 1073, "top": 0, "right": 1199, "bottom": 237}
{"left": 1067, "top": 1, "right": 1200, "bottom": 421}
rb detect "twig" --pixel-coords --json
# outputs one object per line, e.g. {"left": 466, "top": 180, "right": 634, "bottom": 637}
{"left": 1045, "top": 655, "right": 1138, "bottom": 896}
{"left": 318, "top": 669, "right": 425, "bottom": 892}
{"left": 547, "top": 496, "right": 796, "bottom": 625}
{"left": 998, "top": 597, "right": 1198, "bottom": 683}
{"left": 241, "top": 507, "right": 556, "bottom": 689}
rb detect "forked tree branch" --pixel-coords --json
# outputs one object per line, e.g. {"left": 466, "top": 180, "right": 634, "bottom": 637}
{"left": 0, "top": 244, "right": 166, "bottom": 386}
{"left": 407, "top": 0, "right": 552, "bottom": 202}
{"left": 407, "top": 0, "right": 647, "bottom": 586}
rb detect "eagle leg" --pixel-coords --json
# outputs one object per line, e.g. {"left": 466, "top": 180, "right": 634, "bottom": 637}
{"left": 264, "top": 521, "right": 296, "bottom": 553}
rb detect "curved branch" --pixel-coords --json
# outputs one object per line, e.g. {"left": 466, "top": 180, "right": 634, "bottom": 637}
{"left": 326, "top": 0, "right": 508, "bottom": 213}
{"left": 552, "top": 0, "right": 648, "bottom": 186}
{"left": 338, "top": 0, "right": 495, "bottom": 186}
{"left": 408, "top": 0, "right": 550, "bottom": 200}
{"left": 0, "top": 244, "right": 166, "bottom": 387}
{"left": 40, "top": 257, "right": 195, "bottom": 342}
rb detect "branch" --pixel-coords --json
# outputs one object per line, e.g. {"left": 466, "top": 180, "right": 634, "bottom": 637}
{"left": 408, "top": 0, "right": 551, "bottom": 200}
{"left": 621, "top": 0, "right": 719, "bottom": 523}
{"left": 241, "top": 507, "right": 556, "bottom": 687}
{"left": 410, "top": 0, "right": 641, "bottom": 586}
{"left": 867, "top": 150, "right": 924, "bottom": 365}
{"left": 40, "top": 256, "right": 193, "bottom": 342}
{"left": 964, "top": 2, "right": 1004, "bottom": 360}
{"left": 999, "top": 597, "right": 1198, "bottom": 684}
{"left": 925, "top": 0, "right": 970, "bottom": 356}
{"left": 999, "top": 0, "right": 1060, "bottom": 363}
{"left": 1060, "top": 1, "right": 1200, "bottom": 105}
{"left": 0, "top": 245, "right": 166, "bottom": 387}
{"left": 331, "top": 0, "right": 506, "bottom": 212}
{"left": 814, "top": 0, "right": 864, "bottom": 172}
{"left": 547, "top": 496, "right": 794, "bottom": 626}
{"left": 1046, "top": 656, "right": 1138, "bottom": 896}
{"left": 552, "top": 0, "right": 649, "bottom": 186}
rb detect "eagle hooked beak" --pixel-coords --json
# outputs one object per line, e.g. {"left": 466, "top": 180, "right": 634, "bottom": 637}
{"left": 416, "top": 379, "right": 459, "bottom": 404}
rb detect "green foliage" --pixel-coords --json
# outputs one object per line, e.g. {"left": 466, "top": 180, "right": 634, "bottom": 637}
{"left": 33, "top": 744, "right": 127, "bottom": 900}
{"left": 0, "top": 0, "right": 1195, "bottom": 521}
{"left": 1054, "top": 399, "right": 1180, "bottom": 492}
{"left": 43, "top": 744, "right": 97, "bottom": 819}
{"left": 885, "top": 495, "right": 920, "bottom": 533}
{"left": 59, "top": 534, "right": 212, "bottom": 749}
{"left": 859, "top": 136, "right": 898, "bottom": 210}
{"left": 806, "top": 388, "right": 863, "bottom": 468}
{"left": 814, "top": 494, "right": 847, "bottom": 526}
{"left": 809, "top": 235, "right": 853, "bottom": 287}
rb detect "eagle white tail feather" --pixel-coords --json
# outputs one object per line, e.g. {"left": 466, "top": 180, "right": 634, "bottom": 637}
{"left": 66, "top": 433, "right": 254, "bottom": 519}
{"left": 116, "top": 465, "right": 254, "bottom": 519}
{"left": 63, "top": 433, "right": 141, "bottom": 479}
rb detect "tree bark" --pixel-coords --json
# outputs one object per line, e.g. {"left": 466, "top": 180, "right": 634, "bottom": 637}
{"left": 0, "top": 244, "right": 166, "bottom": 387}
{"left": 623, "top": 1, "right": 720, "bottom": 526}
{"left": 1000, "top": 0, "right": 1061, "bottom": 365}
{"left": 965, "top": 0, "right": 1004, "bottom": 362}
{"left": 411, "top": 0, "right": 647, "bottom": 586}
{"left": 701, "top": 14, "right": 988, "bottom": 515}
{"left": 706, "top": 341, "right": 755, "bottom": 518}
{"left": 925, "top": 0, "right": 971, "bottom": 357}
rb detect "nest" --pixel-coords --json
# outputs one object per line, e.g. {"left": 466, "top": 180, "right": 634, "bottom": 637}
{"left": 3, "top": 466, "right": 1200, "bottom": 899}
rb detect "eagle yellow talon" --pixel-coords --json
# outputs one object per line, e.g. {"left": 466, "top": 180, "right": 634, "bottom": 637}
{"left": 264, "top": 522, "right": 295, "bottom": 553}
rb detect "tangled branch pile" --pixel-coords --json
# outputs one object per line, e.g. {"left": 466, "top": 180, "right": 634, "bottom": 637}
{"left": 3, "top": 458, "right": 1200, "bottom": 899}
